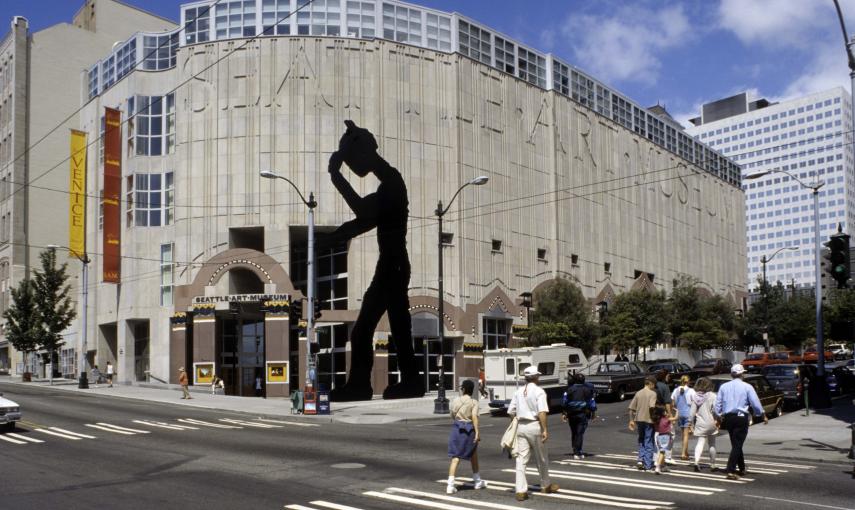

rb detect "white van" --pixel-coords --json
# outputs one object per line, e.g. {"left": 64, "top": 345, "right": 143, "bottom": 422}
{"left": 484, "top": 344, "right": 587, "bottom": 412}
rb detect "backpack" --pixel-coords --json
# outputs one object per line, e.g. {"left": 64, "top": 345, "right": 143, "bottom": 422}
{"left": 563, "top": 385, "right": 589, "bottom": 414}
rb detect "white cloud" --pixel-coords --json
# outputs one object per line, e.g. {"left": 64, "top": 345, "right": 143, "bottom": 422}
{"left": 717, "top": 0, "right": 828, "bottom": 47}
{"left": 558, "top": 5, "right": 691, "bottom": 87}
{"left": 777, "top": 41, "right": 851, "bottom": 100}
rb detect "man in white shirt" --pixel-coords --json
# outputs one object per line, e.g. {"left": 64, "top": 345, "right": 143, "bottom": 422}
{"left": 106, "top": 361, "right": 114, "bottom": 388}
{"left": 508, "top": 366, "right": 559, "bottom": 501}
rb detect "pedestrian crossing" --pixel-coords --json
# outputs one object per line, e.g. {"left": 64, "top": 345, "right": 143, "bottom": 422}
{"left": 0, "top": 415, "right": 310, "bottom": 447}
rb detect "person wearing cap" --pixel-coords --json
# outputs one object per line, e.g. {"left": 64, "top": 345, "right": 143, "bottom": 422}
{"left": 714, "top": 363, "right": 767, "bottom": 480}
{"left": 323, "top": 120, "right": 423, "bottom": 402}
{"left": 507, "top": 365, "right": 559, "bottom": 501}
{"left": 178, "top": 367, "right": 191, "bottom": 400}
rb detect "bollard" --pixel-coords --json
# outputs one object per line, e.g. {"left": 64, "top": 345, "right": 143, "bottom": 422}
{"left": 803, "top": 379, "right": 810, "bottom": 417}
{"left": 849, "top": 422, "right": 855, "bottom": 460}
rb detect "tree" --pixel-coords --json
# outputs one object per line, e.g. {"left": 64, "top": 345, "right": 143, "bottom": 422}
{"left": 32, "top": 249, "right": 76, "bottom": 381}
{"left": 667, "top": 276, "right": 735, "bottom": 352}
{"left": 826, "top": 288, "right": 855, "bottom": 341}
{"left": 601, "top": 289, "right": 667, "bottom": 359}
{"left": 2, "top": 279, "right": 40, "bottom": 376}
{"left": 526, "top": 278, "right": 597, "bottom": 354}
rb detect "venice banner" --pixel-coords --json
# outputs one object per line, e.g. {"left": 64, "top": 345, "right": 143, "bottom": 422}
{"left": 68, "top": 130, "right": 87, "bottom": 259}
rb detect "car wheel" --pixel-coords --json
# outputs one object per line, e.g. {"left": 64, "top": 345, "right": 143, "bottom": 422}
{"left": 774, "top": 402, "right": 783, "bottom": 418}
{"left": 616, "top": 386, "right": 627, "bottom": 402}
{"left": 3, "top": 422, "right": 14, "bottom": 432}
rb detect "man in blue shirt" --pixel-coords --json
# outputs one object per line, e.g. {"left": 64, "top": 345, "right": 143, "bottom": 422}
{"left": 714, "top": 364, "right": 768, "bottom": 480}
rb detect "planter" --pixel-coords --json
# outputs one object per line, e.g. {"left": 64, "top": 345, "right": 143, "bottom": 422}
{"left": 22, "top": 372, "right": 31, "bottom": 382}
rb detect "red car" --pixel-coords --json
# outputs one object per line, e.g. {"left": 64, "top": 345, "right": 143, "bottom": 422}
{"left": 802, "top": 348, "right": 835, "bottom": 363}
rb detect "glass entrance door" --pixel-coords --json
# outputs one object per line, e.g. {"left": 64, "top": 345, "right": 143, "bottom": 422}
{"left": 218, "top": 316, "right": 265, "bottom": 396}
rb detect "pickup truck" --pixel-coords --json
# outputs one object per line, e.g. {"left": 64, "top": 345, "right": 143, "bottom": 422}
{"left": 587, "top": 362, "right": 647, "bottom": 401}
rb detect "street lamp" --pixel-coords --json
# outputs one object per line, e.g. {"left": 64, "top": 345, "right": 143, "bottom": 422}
{"left": 260, "top": 170, "right": 318, "bottom": 393}
{"left": 759, "top": 246, "right": 799, "bottom": 352}
{"left": 434, "top": 175, "right": 489, "bottom": 414}
{"left": 832, "top": 1, "right": 855, "bottom": 164}
{"left": 46, "top": 244, "right": 90, "bottom": 389}
{"left": 745, "top": 169, "right": 830, "bottom": 408}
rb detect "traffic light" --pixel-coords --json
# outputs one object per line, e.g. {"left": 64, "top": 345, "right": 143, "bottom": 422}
{"left": 289, "top": 298, "right": 303, "bottom": 320}
{"left": 823, "top": 226, "right": 851, "bottom": 289}
{"left": 309, "top": 342, "right": 320, "bottom": 355}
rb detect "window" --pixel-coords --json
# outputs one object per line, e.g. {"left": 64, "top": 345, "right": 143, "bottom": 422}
{"left": 568, "top": 354, "right": 580, "bottom": 364}
{"left": 571, "top": 253, "right": 579, "bottom": 266}
{"left": 115, "top": 38, "right": 137, "bottom": 80}
{"left": 129, "top": 94, "right": 175, "bottom": 156}
{"left": 506, "top": 358, "right": 515, "bottom": 375}
{"left": 553, "top": 60, "right": 569, "bottom": 96}
{"left": 494, "top": 36, "right": 515, "bottom": 74}
{"left": 142, "top": 33, "right": 178, "bottom": 71}
{"left": 88, "top": 65, "right": 99, "bottom": 99}
{"left": 101, "top": 54, "right": 115, "bottom": 90}
{"left": 262, "top": 0, "right": 291, "bottom": 35}
{"left": 537, "top": 248, "right": 547, "bottom": 261}
{"left": 440, "top": 231, "right": 454, "bottom": 245}
{"left": 382, "top": 2, "right": 421, "bottom": 43}
{"left": 482, "top": 317, "right": 508, "bottom": 350}
{"left": 291, "top": 239, "right": 348, "bottom": 311}
{"left": 127, "top": 172, "right": 174, "bottom": 227}
{"left": 491, "top": 239, "right": 502, "bottom": 252}
{"left": 160, "top": 243, "right": 174, "bottom": 306}
{"left": 184, "top": 5, "right": 211, "bottom": 44}
{"left": 517, "top": 46, "right": 546, "bottom": 88}
{"left": 425, "top": 12, "right": 450, "bottom": 50}
{"left": 215, "top": 0, "right": 257, "bottom": 39}
{"left": 298, "top": 0, "right": 341, "bottom": 36}
{"left": 537, "top": 362, "right": 555, "bottom": 376}
{"left": 458, "top": 20, "right": 491, "bottom": 65}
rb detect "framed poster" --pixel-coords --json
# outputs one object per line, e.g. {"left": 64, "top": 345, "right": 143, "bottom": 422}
{"left": 193, "top": 362, "right": 215, "bottom": 385}
{"left": 266, "top": 361, "right": 288, "bottom": 384}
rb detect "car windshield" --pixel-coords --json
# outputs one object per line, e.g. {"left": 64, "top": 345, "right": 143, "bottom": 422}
{"left": 598, "top": 363, "right": 628, "bottom": 373}
{"left": 647, "top": 364, "right": 667, "bottom": 372}
{"left": 745, "top": 354, "right": 764, "bottom": 360}
{"left": 764, "top": 366, "right": 798, "bottom": 377}
{"left": 695, "top": 360, "right": 716, "bottom": 367}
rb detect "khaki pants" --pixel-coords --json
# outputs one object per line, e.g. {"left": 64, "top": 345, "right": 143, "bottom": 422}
{"left": 181, "top": 385, "right": 191, "bottom": 399}
{"left": 515, "top": 420, "right": 551, "bottom": 493}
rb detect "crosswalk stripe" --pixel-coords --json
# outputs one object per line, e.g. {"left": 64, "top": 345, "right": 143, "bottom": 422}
{"left": 0, "top": 434, "right": 27, "bottom": 444}
{"left": 452, "top": 477, "right": 674, "bottom": 509}
{"left": 95, "top": 423, "right": 150, "bottom": 434}
{"left": 49, "top": 427, "right": 96, "bottom": 439}
{"left": 407, "top": 486, "right": 665, "bottom": 510}
{"left": 625, "top": 451, "right": 812, "bottom": 470}
{"left": 539, "top": 468, "right": 725, "bottom": 492}
{"left": 555, "top": 459, "right": 753, "bottom": 483}
{"left": 34, "top": 428, "right": 82, "bottom": 440}
{"left": 132, "top": 420, "right": 196, "bottom": 431}
{"left": 178, "top": 418, "right": 241, "bottom": 429}
{"left": 7, "top": 433, "right": 45, "bottom": 443}
{"left": 502, "top": 469, "right": 718, "bottom": 496}
{"left": 219, "top": 419, "right": 280, "bottom": 428}
{"left": 364, "top": 491, "right": 472, "bottom": 510}
{"left": 284, "top": 505, "right": 317, "bottom": 510}
{"left": 310, "top": 501, "right": 369, "bottom": 510}
{"left": 259, "top": 418, "right": 320, "bottom": 427}
{"left": 85, "top": 424, "right": 136, "bottom": 435}
{"left": 599, "top": 454, "right": 785, "bottom": 474}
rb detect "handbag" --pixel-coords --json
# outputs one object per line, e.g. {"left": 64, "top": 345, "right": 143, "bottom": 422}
{"left": 500, "top": 417, "right": 519, "bottom": 458}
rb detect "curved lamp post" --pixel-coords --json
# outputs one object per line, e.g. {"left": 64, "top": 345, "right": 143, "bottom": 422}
{"left": 759, "top": 246, "right": 799, "bottom": 352}
{"left": 260, "top": 170, "right": 318, "bottom": 392}
{"left": 46, "top": 244, "right": 90, "bottom": 389}
{"left": 745, "top": 169, "right": 830, "bottom": 408}
{"left": 434, "top": 175, "right": 488, "bottom": 414}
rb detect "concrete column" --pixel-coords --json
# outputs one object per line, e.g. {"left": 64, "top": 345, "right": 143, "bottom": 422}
{"left": 168, "top": 313, "right": 187, "bottom": 384}
{"left": 117, "top": 320, "right": 133, "bottom": 384}
{"left": 372, "top": 346, "right": 388, "bottom": 395}
{"left": 191, "top": 308, "right": 216, "bottom": 386}
{"left": 264, "top": 313, "right": 290, "bottom": 398}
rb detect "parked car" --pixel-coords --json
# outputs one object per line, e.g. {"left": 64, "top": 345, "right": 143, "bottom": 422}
{"left": 646, "top": 362, "right": 697, "bottom": 388}
{"left": 776, "top": 351, "right": 803, "bottom": 363}
{"left": 828, "top": 343, "right": 853, "bottom": 360}
{"left": 587, "top": 361, "right": 647, "bottom": 401}
{"left": 0, "top": 393, "right": 22, "bottom": 431}
{"left": 802, "top": 348, "right": 835, "bottom": 363}
{"left": 708, "top": 374, "right": 784, "bottom": 418}
{"left": 693, "top": 358, "right": 733, "bottom": 375}
{"left": 742, "top": 353, "right": 779, "bottom": 373}
{"left": 825, "top": 362, "right": 855, "bottom": 395}
{"left": 838, "top": 359, "right": 855, "bottom": 374}
{"left": 762, "top": 364, "right": 815, "bottom": 409}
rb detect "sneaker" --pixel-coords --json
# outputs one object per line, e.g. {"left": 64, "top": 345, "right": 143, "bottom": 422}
{"left": 637, "top": 461, "right": 644, "bottom": 469}
{"left": 515, "top": 492, "right": 529, "bottom": 502}
{"left": 710, "top": 465, "right": 719, "bottom": 472}
{"left": 446, "top": 485, "right": 458, "bottom": 495}
{"left": 541, "top": 483, "right": 560, "bottom": 494}
{"left": 664, "top": 458, "right": 676, "bottom": 465}
{"left": 473, "top": 480, "right": 488, "bottom": 490}
{"left": 654, "top": 468, "right": 661, "bottom": 475}
{"left": 573, "top": 454, "right": 581, "bottom": 460}
{"left": 693, "top": 464, "right": 701, "bottom": 472}
{"left": 726, "top": 473, "right": 740, "bottom": 481}
{"left": 737, "top": 469, "right": 747, "bottom": 476}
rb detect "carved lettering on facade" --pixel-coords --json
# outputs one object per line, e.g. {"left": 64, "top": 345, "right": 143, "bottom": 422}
{"left": 574, "top": 108, "right": 597, "bottom": 169}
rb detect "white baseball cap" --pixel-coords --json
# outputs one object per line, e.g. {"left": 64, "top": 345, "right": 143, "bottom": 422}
{"left": 523, "top": 366, "right": 541, "bottom": 377}
{"left": 731, "top": 364, "right": 745, "bottom": 375}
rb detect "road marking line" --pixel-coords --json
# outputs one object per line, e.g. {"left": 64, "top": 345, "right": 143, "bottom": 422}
{"left": 7, "top": 433, "right": 45, "bottom": 443}
{"left": 132, "top": 420, "right": 195, "bottom": 430}
{"left": 310, "top": 500, "right": 369, "bottom": 510}
{"left": 555, "top": 459, "right": 753, "bottom": 482}
{"left": 450, "top": 477, "right": 674, "bottom": 506}
{"left": 258, "top": 418, "right": 320, "bottom": 427}
{"left": 406, "top": 486, "right": 666, "bottom": 510}
{"left": 49, "top": 427, "right": 96, "bottom": 439}
{"left": 34, "top": 429, "right": 81, "bottom": 440}
{"left": 364, "top": 491, "right": 473, "bottom": 510}
{"left": 178, "top": 418, "right": 241, "bottom": 429}
{"left": 599, "top": 453, "right": 785, "bottom": 473}
{"left": 86, "top": 424, "right": 136, "bottom": 435}
{"left": 95, "top": 423, "right": 150, "bottom": 434}
{"left": 625, "top": 451, "right": 811, "bottom": 469}
{"left": 284, "top": 505, "right": 318, "bottom": 510}
{"left": 0, "top": 434, "right": 27, "bottom": 444}
{"left": 746, "top": 495, "right": 855, "bottom": 510}
{"left": 539, "top": 467, "right": 725, "bottom": 492}
{"left": 219, "top": 419, "right": 280, "bottom": 428}
{"left": 502, "top": 469, "right": 716, "bottom": 496}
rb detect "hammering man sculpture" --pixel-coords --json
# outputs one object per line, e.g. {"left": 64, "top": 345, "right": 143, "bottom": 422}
{"left": 324, "top": 120, "right": 424, "bottom": 401}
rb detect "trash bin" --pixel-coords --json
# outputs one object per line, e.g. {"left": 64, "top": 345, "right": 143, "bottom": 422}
{"left": 290, "top": 390, "right": 304, "bottom": 414}
{"left": 317, "top": 390, "right": 330, "bottom": 415}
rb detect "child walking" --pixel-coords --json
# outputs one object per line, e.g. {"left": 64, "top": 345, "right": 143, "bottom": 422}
{"left": 652, "top": 406, "right": 675, "bottom": 474}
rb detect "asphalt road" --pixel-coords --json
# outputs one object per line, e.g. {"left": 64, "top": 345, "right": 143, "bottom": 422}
{"left": 1, "top": 382, "right": 854, "bottom": 510}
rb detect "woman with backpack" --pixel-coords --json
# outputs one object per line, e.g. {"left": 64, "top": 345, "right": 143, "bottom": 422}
{"left": 562, "top": 372, "right": 597, "bottom": 459}
{"left": 670, "top": 375, "right": 696, "bottom": 460}
{"left": 689, "top": 377, "right": 719, "bottom": 472}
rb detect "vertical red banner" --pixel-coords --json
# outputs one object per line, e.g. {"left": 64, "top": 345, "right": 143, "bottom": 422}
{"left": 103, "top": 107, "right": 121, "bottom": 283}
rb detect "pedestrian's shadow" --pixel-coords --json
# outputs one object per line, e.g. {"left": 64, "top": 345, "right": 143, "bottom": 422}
{"left": 798, "top": 438, "right": 850, "bottom": 454}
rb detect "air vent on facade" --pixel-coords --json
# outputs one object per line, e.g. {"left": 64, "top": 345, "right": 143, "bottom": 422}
{"left": 491, "top": 239, "right": 503, "bottom": 252}
{"left": 441, "top": 232, "right": 454, "bottom": 245}
{"left": 537, "top": 248, "right": 547, "bottom": 261}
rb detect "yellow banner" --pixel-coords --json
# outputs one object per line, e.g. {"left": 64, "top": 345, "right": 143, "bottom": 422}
{"left": 69, "top": 130, "right": 87, "bottom": 259}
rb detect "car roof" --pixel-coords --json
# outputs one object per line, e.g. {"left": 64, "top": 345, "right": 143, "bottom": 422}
{"left": 708, "top": 373, "right": 763, "bottom": 381}
{"left": 0, "top": 396, "right": 18, "bottom": 406}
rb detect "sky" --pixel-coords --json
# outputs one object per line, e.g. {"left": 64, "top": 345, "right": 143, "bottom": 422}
{"left": 4, "top": 0, "right": 855, "bottom": 128}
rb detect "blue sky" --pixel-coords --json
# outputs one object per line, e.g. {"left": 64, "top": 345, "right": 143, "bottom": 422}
{"left": 4, "top": 0, "right": 855, "bottom": 127}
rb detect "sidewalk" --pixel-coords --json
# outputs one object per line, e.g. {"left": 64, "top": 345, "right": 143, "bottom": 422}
{"left": 0, "top": 375, "right": 487, "bottom": 424}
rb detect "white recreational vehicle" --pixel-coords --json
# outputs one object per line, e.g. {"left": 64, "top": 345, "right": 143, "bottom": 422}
{"left": 484, "top": 344, "right": 588, "bottom": 412}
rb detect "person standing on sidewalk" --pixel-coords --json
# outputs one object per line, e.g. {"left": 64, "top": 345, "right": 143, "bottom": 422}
{"left": 446, "top": 379, "right": 487, "bottom": 494}
{"left": 689, "top": 377, "right": 719, "bottom": 472}
{"left": 628, "top": 376, "right": 658, "bottom": 471}
{"left": 561, "top": 372, "right": 597, "bottom": 459}
{"left": 671, "top": 375, "right": 696, "bottom": 460}
{"left": 508, "top": 366, "right": 559, "bottom": 502}
{"left": 714, "top": 364, "right": 767, "bottom": 480}
{"left": 106, "top": 361, "right": 114, "bottom": 388}
{"left": 179, "top": 367, "right": 192, "bottom": 400}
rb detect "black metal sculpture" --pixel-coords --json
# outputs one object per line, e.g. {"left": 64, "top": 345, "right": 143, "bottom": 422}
{"left": 324, "top": 120, "right": 424, "bottom": 401}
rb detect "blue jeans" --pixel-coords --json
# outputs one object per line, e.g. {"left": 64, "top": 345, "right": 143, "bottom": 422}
{"left": 636, "top": 422, "right": 654, "bottom": 469}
